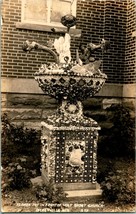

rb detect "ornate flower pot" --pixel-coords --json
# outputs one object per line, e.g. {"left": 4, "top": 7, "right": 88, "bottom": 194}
{"left": 34, "top": 70, "right": 107, "bottom": 101}
{"left": 34, "top": 67, "right": 107, "bottom": 190}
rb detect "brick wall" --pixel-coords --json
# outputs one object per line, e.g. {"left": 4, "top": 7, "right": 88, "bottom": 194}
{"left": 124, "top": 0, "right": 136, "bottom": 83}
{"left": 76, "top": 0, "right": 127, "bottom": 83}
{"left": 1, "top": 0, "right": 135, "bottom": 83}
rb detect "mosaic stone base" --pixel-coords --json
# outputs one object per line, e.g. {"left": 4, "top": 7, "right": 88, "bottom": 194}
{"left": 56, "top": 182, "right": 96, "bottom": 191}
{"left": 41, "top": 101, "right": 100, "bottom": 188}
{"left": 66, "top": 186, "right": 102, "bottom": 199}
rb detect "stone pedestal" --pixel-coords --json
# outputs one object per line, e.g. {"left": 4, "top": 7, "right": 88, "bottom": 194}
{"left": 41, "top": 101, "right": 100, "bottom": 191}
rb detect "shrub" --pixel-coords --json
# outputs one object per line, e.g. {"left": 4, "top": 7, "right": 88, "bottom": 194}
{"left": 100, "top": 170, "right": 135, "bottom": 204}
{"left": 1, "top": 113, "right": 41, "bottom": 192}
{"left": 2, "top": 162, "right": 31, "bottom": 192}
{"left": 98, "top": 104, "right": 135, "bottom": 158}
{"left": 97, "top": 157, "right": 115, "bottom": 183}
{"left": 2, "top": 113, "right": 41, "bottom": 146}
{"left": 1, "top": 113, "right": 41, "bottom": 169}
{"left": 34, "top": 179, "right": 67, "bottom": 203}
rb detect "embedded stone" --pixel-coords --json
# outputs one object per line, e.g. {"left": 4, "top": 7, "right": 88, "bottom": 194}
{"left": 83, "top": 98, "right": 103, "bottom": 110}
{"left": 2, "top": 108, "right": 42, "bottom": 120}
{"left": 42, "top": 109, "right": 56, "bottom": 119}
{"left": 1, "top": 93, "right": 7, "bottom": 108}
{"left": 5, "top": 94, "right": 57, "bottom": 109}
{"left": 84, "top": 110, "right": 108, "bottom": 121}
{"left": 102, "top": 98, "right": 122, "bottom": 109}
{"left": 23, "top": 121, "right": 41, "bottom": 130}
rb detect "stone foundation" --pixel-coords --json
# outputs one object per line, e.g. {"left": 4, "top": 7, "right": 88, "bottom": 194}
{"left": 1, "top": 93, "right": 135, "bottom": 130}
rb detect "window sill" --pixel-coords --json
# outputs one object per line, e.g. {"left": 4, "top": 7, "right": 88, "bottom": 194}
{"left": 16, "top": 22, "right": 81, "bottom": 37}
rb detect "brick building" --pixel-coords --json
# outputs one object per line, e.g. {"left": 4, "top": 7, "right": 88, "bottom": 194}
{"left": 1, "top": 0, "right": 136, "bottom": 129}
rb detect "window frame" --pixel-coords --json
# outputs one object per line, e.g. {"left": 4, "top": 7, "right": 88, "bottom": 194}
{"left": 21, "top": 0, "right": 77, "bottom": 28}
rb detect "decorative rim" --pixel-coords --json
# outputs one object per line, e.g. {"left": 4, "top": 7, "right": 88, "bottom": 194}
{"left": 34, "top": 72, "right": 107, "bottom": 79}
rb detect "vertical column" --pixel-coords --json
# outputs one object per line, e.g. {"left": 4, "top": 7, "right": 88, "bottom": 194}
{"left": 48, "top": 131, "right": 57, "bottom": 180}
{"left": 92, "top": 129, "right": 98, "bottom": 183}
{"left": 55, "top": 131, "right": 66, "bottom": 183}
{"left": 41, "top": 138, "right": 48, "bottom": 181}
{"left": 41, "top": 127, "right": 57, "bottom": 182}
{"left": 84, "top": 131, "right": 93, "bottom": 183}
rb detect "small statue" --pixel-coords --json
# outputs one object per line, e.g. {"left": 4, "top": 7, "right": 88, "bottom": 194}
{"left": 53, "top": 33, "right": 71, "bottom": 64}
{"left": 22, "top": 40, "right": 59, "bottom": 64}
{"left": 69, "top": 148, "right": 84, "bottom": 166}
{"left": 61, "top": 14, "right": 77, "bottom": 33}
{"left": 77, "top": 39, "right": 110, "bottom": 65}
{"left": 53, "top": 14, "right": 77, "bottom": 63}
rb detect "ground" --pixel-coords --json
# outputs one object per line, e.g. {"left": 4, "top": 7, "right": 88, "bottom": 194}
{"left": 2, "top": 188, "right": 135, "bottom": 213}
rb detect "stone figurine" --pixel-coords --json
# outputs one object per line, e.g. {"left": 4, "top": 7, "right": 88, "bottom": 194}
{"left": 77, "top": 39, "right": 110, "bottom": 65}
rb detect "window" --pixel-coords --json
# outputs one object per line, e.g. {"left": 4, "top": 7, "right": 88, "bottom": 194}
{"left": 21, "top": 0, "right": 77, "bottom": 27}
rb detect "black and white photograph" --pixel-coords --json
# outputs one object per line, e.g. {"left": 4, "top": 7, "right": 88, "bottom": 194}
{"left": 1, "top": 0, "right": 136, "bottom": 213}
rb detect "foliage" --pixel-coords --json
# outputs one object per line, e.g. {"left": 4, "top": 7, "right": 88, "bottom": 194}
{"left": 97, "top": 157, "right": 115, "bottom": 183}
{"left": 2, "top": 113, "right": 40, "bottom": 147}
{"left": 100, "top": 169, "right": 135, "bottom": 204}
{"left": 98, "top": 104, "right": 135, "bottom": 158}
{"left": 2, "top": 162, "right": 31, "bottom": 192}
{"left": 1, "top": 113, "right": 41, "bottom": 169}
{"left": 1, "top": 113, "right": 41, "bottom": 193}
{"left": 34, "top": 179, "right": 67, "bottom": 203}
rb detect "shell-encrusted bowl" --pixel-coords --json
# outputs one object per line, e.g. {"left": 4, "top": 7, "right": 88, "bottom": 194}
{"left": 34, "top": 71, "right": 107, "bottom": 101}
